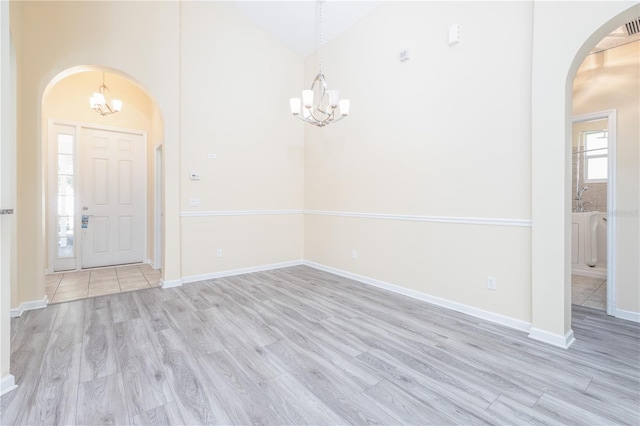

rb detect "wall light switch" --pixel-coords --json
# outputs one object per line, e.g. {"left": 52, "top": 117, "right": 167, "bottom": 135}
{"left": 190, "top": 172, "right": 201, "bottom": 180}
{"left": 449, "top": 24, "right": 460, "bottom": 45}
{"left": 208, "top": 153, "right": 217, "bottom": 160}
{"left": 189, "top": 197, "right": 200, "bottom": 207}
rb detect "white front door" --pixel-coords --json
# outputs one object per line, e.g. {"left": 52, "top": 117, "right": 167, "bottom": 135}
{"left": 81, "top": 128, "right": 146, "bottom": 268}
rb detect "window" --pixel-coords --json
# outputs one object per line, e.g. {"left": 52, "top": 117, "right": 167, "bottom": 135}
{"left": 583, "top": 130, "right": 608, "bottom": 182}
{"left": 57, "top": 133, "right": 75, "bottom": 258}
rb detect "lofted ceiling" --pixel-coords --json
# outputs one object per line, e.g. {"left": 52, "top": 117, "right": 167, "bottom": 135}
{"left": 232, "top": 2, "right": 639, "bottom": 58}
{"left": 232, "top": 1, "right": 382, "bottom": 57}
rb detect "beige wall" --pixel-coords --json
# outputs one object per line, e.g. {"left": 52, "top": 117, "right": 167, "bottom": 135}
{"left": 12, "top": 0, "right": 182, "bottom": 305}
{"left": 177, "top": 2, "right": 304, "bottom": 278}
{"left": 573, "top": 41, "right": 640, "bottom": 312}
{"left": 10, "top": 0, "right": 303, "bottom": 307}
{"left": 531, "top": 0, "right": 638, "bottom": 338}
{"left": 304, "top": 1, "right": 534, "bottom": 321}
{"left": 42, "top": 70, "right": 159, "bottom": 271}
{"left": 1, "top": 0, "right": 15, "bottom": 385}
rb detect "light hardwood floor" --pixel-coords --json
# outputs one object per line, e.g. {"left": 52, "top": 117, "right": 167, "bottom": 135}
{"left": 2, "top": 266, "right": 639, "bottom": 425}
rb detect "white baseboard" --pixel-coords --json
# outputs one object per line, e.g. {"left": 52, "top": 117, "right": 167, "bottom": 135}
{"left": 302, "top": 260, "right": 532, "bottom": 333}
{"left": 161, "top": 278, "right": 183, "bottom": 289}
{"left": 10, "top": 295, "right": 49, "bottom": 318}
{"left": 1, "top": 374, "right": 18, "bottom": 396}
{"left": 528, "top": 327, "right": 575, "bottom": 349}
{"left": 615, "top": 308, "right": 640, "bottom": 323}
{"left": 181, "top": 260, "right": 304, "bottom": 285}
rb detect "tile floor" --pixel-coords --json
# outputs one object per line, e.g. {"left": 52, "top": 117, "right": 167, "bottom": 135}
{"left": 571, "top": 274, "right": 606, "bottom": 310}
{"left": 45, "top": 263, "right": 162, "bottom": 304}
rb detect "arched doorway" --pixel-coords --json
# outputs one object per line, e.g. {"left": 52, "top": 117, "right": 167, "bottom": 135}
{"left": 41, "top": 66, "right": 165, "bottom": 303}
{"left": 530, "top": 2, "right": 640, "bottom": 348}
{"left": 569, "top": 16, "right": 639, "bottom": 321}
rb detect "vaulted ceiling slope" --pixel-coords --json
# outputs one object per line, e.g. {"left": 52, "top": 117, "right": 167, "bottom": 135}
{"left": 232, "top": 1, "right": 382, "bottom": 57}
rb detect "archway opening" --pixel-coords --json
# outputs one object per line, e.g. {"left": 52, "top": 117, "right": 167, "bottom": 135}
{"left": 41, "top": 66, "right": 165, "bottom": 303}
{"left": 566, "top": 9, "right": 640, "bottom": 324}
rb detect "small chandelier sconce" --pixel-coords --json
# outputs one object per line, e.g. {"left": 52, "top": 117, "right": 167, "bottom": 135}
{"left": 290, "top": 1, "right": 350, "bottom": 127}
{"left": 89, "top": 72, "right": 122, "bottom": 116}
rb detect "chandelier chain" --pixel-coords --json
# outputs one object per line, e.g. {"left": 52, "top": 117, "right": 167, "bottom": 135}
{"left": 288, "top": 0, "right": 349, "bottom": 127}
{"left": 319, "top": 0, "right": 323, "bottom": 74}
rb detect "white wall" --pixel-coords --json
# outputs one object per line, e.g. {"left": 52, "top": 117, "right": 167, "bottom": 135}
{"left": 573, "top": 41, "right": 640, "bottom": 313}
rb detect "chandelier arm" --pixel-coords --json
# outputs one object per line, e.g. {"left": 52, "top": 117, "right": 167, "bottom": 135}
{"left": 306, "top": 108, "right": 330, "bottom": 125}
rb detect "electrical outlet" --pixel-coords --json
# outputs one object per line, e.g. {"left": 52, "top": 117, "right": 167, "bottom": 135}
{"left": 216, "top": 249, "right": 222, "bottom": 258}
{"left": 487, "top": 276, "right": 497, "bottom": 290}
{"left": 189, "top": 197, "right": 200, "bottom": 207}
{"left": 208, "top": 153, "right": 217, "bottom": 160}
{"left": 352, "top": 249, "right": 357, "bottom": 260}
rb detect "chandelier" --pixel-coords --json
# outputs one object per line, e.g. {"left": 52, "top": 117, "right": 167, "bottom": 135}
{"left": 289, "top": 1, "right": 349, "bottom": 127}
{"left": 89, "top": 73, "right": 122, "bottom": 116}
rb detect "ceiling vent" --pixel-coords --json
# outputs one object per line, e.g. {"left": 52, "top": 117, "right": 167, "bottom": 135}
{"left": 625, "top": 18, "right": 640, "bottom": 36}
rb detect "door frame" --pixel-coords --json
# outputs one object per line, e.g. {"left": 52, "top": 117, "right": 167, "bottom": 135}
{"left": 47, "top": 119, "right": 148, "bottom": 272}
{"left": 571, "top": 109, "right": 617, "bottom": 316}
{"left": 154, "top": 144, "right": 163, "bottom": 270}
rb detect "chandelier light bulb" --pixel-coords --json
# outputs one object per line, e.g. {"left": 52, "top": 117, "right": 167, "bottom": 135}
{"left": 328, "top": 90, "right": 339, "bottom": 108}
{"left": 290, "top": 98, "right": 301, "bottom": 115}
{"left": 302, "top": 90, "right": 314, "bottom": 108}
{"left": 339, "top": 99, "right": 350, "bottom": 116}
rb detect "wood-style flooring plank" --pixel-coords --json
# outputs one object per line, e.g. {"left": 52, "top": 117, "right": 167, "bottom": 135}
{"left": 161, "top": 297, "right": 224, "bottom": 357}
{"left": 77, "top": 373, "right": 130, "bottom": 426}
{"left": 364, "top": 378, "right": 464, "bottom": 425}
{"left": 130, "top": 401, "right": 185, "bottom": 426}
{"left": 148, "top": 326, "right": 232, "bottom": 425}
{"left": 264, "top": 339, "right": 402, "bottom": 425}
{"left": 80, "top": 297, "right": 118, "bottom": 383}
{"left": 132, "top": 288, "right": 173, "bottom": 333}
{"left": 264, "top": 372, "right": 347, "bottom": 425}
{"left": 195, "top": 306, "right": 284, "bottom": 384}
{"left": 114, "top": 318, "right": 174, "bottom": 417}
{"left": 25, "top": 301, "right": 85, "bottom": 425}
